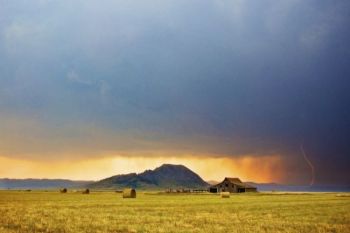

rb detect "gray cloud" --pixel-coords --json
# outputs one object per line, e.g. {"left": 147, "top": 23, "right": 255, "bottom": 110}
{"left": 0, "top": 0, "right": 349, "bottom": 184}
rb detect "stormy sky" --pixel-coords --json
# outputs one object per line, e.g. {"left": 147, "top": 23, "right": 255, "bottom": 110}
{"left": 0, "top": 0, "right": 349, "bottom": 184}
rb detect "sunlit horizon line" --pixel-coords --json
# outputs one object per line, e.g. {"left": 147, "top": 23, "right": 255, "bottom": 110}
{"left": 0, "top": 154, "right": 285, "bottom": 183}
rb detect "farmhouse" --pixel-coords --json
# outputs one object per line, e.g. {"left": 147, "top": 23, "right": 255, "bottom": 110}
{"left": 209, "top": 177, "right": 257, "bottom": 193}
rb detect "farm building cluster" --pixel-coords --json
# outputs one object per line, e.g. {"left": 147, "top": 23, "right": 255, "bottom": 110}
{"left": 165, "top": 177, "right": 257, "bottom": 194}
{"left": 209, "top": 177, "right": 257, "bottom": 193}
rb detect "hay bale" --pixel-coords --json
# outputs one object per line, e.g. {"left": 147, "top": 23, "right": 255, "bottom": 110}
{"left": 60, "top": 188, "right": 67, "bottom": 193}
{"left": 221, "top": 192, "right": 230, "bottom": 198}
{"left": 82, "top": 189, "right": 90, "bottom": 194}
{"left": 123, "top": 188, "right": 136, "bottom": 198}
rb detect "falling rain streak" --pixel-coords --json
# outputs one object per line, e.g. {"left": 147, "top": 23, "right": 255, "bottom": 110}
{"left": 300, "top": 144, "right": 315, "bottom": 186}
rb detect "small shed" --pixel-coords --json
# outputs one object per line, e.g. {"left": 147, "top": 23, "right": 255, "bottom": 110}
{"left": 122, "top": 188, "right": 136, "bottom": 198}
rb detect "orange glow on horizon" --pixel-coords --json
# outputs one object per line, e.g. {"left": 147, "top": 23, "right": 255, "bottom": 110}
{"left": 0, "top": 154, "right": 285, "bottom": 183}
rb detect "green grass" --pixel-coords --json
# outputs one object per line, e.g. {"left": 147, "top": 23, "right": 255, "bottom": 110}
{"left": 0, "top": 191, "right": 349, "bottom": 233}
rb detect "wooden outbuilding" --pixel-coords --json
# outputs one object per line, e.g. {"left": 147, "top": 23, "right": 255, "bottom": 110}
{"left": 209, "top": 177, "right": 257, "bottom": 193}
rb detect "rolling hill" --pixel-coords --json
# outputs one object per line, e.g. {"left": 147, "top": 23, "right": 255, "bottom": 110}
{"left": 88, "top": 164, "right": 209, "bottom": 189}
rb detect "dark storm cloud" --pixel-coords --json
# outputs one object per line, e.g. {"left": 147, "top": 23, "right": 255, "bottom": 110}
{"left": 0, "top": 0, "right": 349, "bottom": 184}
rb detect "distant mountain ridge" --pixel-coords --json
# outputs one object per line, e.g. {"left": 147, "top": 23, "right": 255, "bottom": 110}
{"left": 2, "top": 166, "right": 349, "bottom": 192}
{"left": 88, "top": 164, "right": 209, "bottom": 189}
{"left": 0, "top": 178, "right": 93, "bottom": 190}
{"left": 246, "top": 182, "right": 350, "bottom": 192}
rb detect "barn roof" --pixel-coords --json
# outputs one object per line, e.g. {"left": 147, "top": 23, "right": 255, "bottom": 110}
{"left": 226, "top": 177, "right": 242, "bottom": 184}
{"left": 211, "top": 177, "right": 257, "bottom": 189}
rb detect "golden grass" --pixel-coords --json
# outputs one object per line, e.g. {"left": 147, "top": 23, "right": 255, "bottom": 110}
{"left": 0, "top": 191, "right": 349, "bottom": 233}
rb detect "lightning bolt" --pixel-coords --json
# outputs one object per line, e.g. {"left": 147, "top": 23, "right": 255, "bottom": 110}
{"left": 300, "top": 144, "right": 315, "bottom": 186}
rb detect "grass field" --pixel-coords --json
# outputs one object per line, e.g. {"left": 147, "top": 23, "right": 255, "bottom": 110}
{"left": 0, "top": 191, "right": 349, "bottom": 233}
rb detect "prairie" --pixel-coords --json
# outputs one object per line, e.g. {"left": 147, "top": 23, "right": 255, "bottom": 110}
{"left": 0, "top": 191, "right": 349, "bottom": 233}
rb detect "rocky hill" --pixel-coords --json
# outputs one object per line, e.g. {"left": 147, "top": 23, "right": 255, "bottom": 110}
{"left": 88, "top": 164, "right": 209, "bottom": 189}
